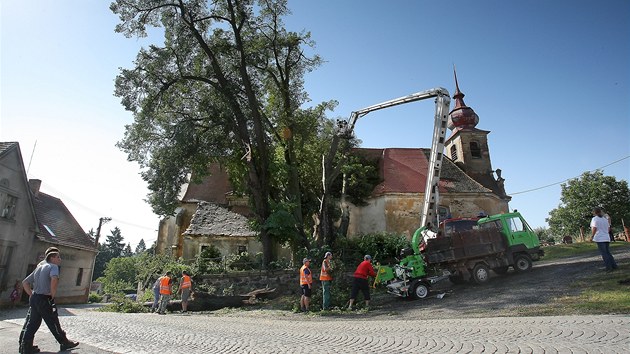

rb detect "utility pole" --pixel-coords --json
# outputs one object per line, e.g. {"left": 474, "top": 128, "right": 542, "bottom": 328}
{"left": 89, "top": 217, "right": 111, "bottom": 286}
{"left": 94, "top": 217, "right": 112, "bottom": 247}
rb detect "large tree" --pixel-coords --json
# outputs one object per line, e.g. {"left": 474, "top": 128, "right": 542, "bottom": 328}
{"left": 111, "top": 0, "right": 326, "bottom": 264}
{"left": 135, "top": 239, "right": 147, "bottom": 254}
{"left": 547, "top": 171, "right": 630, "bottom": 238}
{"left": 103, "top": 227, "right": 126, "bottom": 258}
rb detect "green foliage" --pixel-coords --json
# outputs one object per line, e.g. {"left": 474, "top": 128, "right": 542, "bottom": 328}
{"left": 134, "top": 252, "right": 183, "bottom": 290}
{"left": 191, "top": 245, "right": 223, "bottom": 275}
{"left": 337, "top": 232, "right": 411, "bottom": 265}
{"left": 139, "top": 289, "right": 155, "bottom": 303}
{"left": 263, "top": 202, "right": 300, "bottom": 246}
{"left": 92, "top": 244, "right": 110, "bottom": 281}
{"left": 104, "top": 227, "right": 125, "bottom": 258}
{"left": 99, "top": 294, "right": 148, "bottom": 313}
{"left": 88, "top": 292, "right": 103, "bottom": 303}
{"left": 122, "top": 243, "right": 133, "bottom": 257}
{"left": 101, "top": 256, "right": 138, "bottom": 294}
{"left": 225, "top": 252, "right": 262, "bottom": 271}
{"left": 547, "top": 171, "right": 630, "bottom": 237}
{"left": 135, "top": 239, "right": 147, "bottom": 254}
{"left": 332, "top": 154, "right": 382, "bottom": 206}
{"left": 534, "top": 227, "right": 555, "bottom": 243}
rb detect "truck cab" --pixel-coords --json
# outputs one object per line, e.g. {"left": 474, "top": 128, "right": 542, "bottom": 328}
{"left": 477, "top": 212, "right": 543, "bottom": 260}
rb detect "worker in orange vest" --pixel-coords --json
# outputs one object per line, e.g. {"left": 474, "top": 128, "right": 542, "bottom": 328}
{"left": 178, "top": 271, "right": 193, "bottom": 313}
{"left": 319, "top": 252, "right": 333, "bottom": 310}
{"left": 157, "top": 271, "right": 173, "bottom": 315}
{"left": 299, "top": 258, "right": 313, "bottom": 312}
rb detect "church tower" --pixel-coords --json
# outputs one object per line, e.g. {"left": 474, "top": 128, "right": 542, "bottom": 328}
{"left": 444, "top": 69, "right": 510, "bottom": 200}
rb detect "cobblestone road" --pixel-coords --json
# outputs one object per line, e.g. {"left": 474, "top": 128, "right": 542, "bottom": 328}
{"left": 3, "top": 307, "right": 629, "bottom": 353}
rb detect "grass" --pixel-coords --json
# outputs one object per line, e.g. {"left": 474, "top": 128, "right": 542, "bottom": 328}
{"left": 516, "top": 241, "right": 630, "bottom": 316}
{"left": 542, "top": 241, "right": 628, "bottom": 261}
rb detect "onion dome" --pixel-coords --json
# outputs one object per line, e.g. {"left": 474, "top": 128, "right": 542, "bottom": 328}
{"left": 448, "top": 68, "right": 479, "bottom": 130}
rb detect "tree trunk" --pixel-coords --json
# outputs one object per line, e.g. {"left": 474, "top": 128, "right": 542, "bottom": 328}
{"left": 315, "top": 134, "right": 346, "bottom": 247}
{"left": 284, "top": 136, "right": 310, "bottom": 250}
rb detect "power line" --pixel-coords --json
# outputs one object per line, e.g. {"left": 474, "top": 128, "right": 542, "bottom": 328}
{"left": 38, "top": 182, "right": 158, "bottom": 231}
{"left": 509, "top": 155, "right": 630, "bottom": 196}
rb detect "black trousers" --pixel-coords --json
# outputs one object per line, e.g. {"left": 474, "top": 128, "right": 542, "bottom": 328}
{"left": 350, "top": 277, "right": 371, "bottom": 301}
{"left": 19, "top": 294, "right": 67, "bottom": 345}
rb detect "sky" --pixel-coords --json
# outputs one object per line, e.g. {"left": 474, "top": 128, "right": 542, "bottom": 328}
{"left": 1, "top": 1, "right": 629, "bottom": 249}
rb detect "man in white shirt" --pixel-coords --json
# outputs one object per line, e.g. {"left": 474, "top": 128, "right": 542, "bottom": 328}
{"left": 590, "top": 207, "right": 618, "bottom": 272}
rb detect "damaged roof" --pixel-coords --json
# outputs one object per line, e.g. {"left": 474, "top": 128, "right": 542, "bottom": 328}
{"left": 354, "top": 148, "right": 492, "bottom": 196}
{"left": 184, "top": 201, "right": 256, "bottom": 237}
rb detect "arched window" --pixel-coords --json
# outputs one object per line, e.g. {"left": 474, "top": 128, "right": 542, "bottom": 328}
{"left": 470, "top": 141, "right": 481, "bottom": 158}
{"left": 450, "top": 145, "right": 457, "bottom": 160}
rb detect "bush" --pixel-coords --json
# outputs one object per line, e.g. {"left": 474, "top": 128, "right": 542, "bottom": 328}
{"left": 99, "top": 294, "right": 148, "bottom": 313}
{"left": 336, "top": 232, "right": 410, "bottom": 266}
{"left": 88, "top": 292, "right": 103, "bottom": 303}
{"left": 139, "top": 289, "right": 155, "bottom": 303}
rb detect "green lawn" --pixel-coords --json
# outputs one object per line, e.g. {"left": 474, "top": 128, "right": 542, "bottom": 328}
{"left": 521, "top": 241, "right": 630, "bottom": 316}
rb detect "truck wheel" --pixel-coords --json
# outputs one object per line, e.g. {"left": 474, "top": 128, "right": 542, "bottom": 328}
{"left": 514, "top": 254, "right": 533, "bottom": 272}
{"left": 410, "top": 281, "right": 430, "bottom": 299}
{"left": 493, "top": 266, "right": 509, "bottom": 275}
{"left": 471, "top": 264, "right": 490, "bottom": 284}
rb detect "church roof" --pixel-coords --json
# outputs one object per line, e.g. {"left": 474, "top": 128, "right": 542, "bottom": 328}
{"left": 354, "top": 148, "right": 492, "bottom": 196}
{"left": 180, "top": 163, "right": 231, "bottom": 204}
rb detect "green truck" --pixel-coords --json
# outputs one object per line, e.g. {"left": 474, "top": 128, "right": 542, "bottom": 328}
{"left": 376, "top": 212, "right": 544, "bottom": 299}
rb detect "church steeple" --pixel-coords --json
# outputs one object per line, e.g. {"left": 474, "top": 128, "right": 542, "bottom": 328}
{"left": 448, "top": 68, "right": 479, "bottom": 130}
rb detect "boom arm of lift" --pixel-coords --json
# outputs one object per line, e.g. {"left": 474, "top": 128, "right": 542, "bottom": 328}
{"left": 339, "top": 88, "right": 451, "bottom": 243}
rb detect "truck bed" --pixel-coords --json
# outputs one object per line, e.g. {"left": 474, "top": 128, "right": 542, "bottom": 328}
{"left": 424, "top": 229, "right": 507, "bottom": 265}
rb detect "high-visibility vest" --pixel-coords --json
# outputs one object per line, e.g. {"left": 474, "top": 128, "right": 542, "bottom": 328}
{"left": 300, "top": 265, "right": 312, "bottom": 286}
{"left": 159, "top": 276, "right": 171, "bottom": 295}
{"left": 181, "top": 275, "right": 191, "bottom": 289}
{"left": 319, "top": 259, "right": 332, "bottom": 281}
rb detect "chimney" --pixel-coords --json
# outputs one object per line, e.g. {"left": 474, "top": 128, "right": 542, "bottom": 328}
{"left": 29, "top": 179, "right": 42, "bottom": 197}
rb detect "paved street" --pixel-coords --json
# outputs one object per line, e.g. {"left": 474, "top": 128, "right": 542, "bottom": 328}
{"left": 1, "top": 305, "right": 629, "bottom": 353}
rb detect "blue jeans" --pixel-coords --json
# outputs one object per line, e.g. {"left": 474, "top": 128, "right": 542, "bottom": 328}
{"left": 596, "top": 242, "right": 617, "bottom": 270}
{"left": 151, "top": 287, "right": 160, "bottom": 310}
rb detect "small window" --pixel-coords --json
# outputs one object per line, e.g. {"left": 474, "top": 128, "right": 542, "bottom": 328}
{"left": 0, "top": 192, "right": 17, "bottom": 220}
{"left": 237, "top": 245, "right": 247, "bottom": 254}
{"left": 470, "top": 141, "right": 481, "bottom": 158}
{"left": 76, "top": 268, "right": 84, "bottom": 286}
{"left": 450, "top": 145, "right": 457, "bottom": 160}
{"left": 507, "top": 217, "right": 525, "bottom": 232}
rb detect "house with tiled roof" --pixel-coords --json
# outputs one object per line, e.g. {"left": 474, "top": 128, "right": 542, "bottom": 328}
{"left": 0, "top": 142, "right": 97, "bottom": 305}
{"left": 156, "top": 163, "right": 290, "bottom": 260}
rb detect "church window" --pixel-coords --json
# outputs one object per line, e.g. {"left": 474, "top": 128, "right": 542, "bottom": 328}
{"left": 470, "top": 141, "right": 481, "bottom": 158}
{"left": 450, "top": 145, "right": 457, "bottom": 160}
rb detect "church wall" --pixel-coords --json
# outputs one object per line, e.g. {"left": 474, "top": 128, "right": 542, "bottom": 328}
{"left": 346, "top": 192, "right": 509, "bottom": 240}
